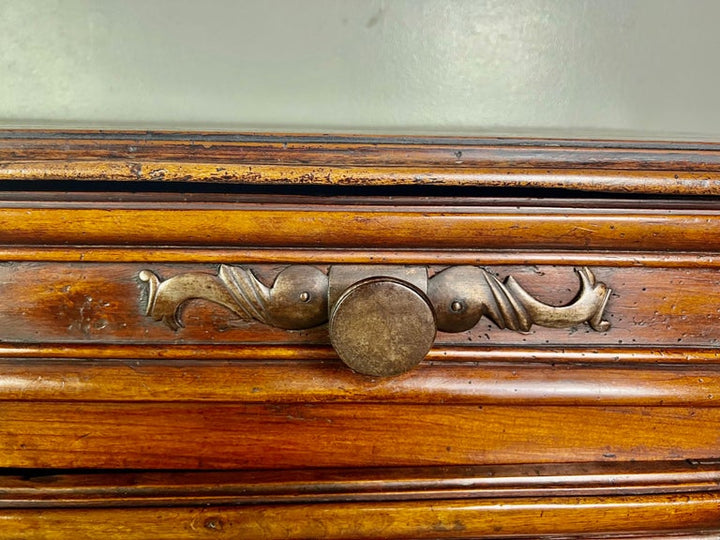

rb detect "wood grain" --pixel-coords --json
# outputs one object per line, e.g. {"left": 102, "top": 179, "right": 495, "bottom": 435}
{"left": 2, "top": 360, "right": 720, "bottom": 406}
{"left": 3, "top": 131, "right": 720, "bottom": 536}
{"left": 2, "top": 460, "right": 718, "bottom": 507}
{"left": 4, "top": 131, "right": 720, "bottom": 170}
{"left": 0, "top": 344, "right": 719, "bottom": 363}
{"left": 1, "top": 494, "right": 718, "bottom": 539}
{"left": 1, "top": 246, "right": 720, "bottom": 267}
{"left": 4, "top": 130, "right": 720, "bottom": 195}
{"left": 3, "top": 460, "right": 719, "bottom": 507}
{"left": 3, "top": 461, "right": 719, "bottom": 537}
{"left": 2, "top": 204, "right": 720, "bottom": 251}
{"left": 0, "top": 262, "right": 719, "bottom": 349}
{"left": 2, "top": 403, "right": 720, "bottom": 469}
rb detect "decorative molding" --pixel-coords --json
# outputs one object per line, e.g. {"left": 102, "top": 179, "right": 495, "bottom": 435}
{"left": 3, "top": 130, "right": 720, "bottom": 194}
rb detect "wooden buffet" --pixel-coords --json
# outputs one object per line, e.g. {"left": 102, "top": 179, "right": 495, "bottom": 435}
{"left": 0, "top": 131, "right": 720, "bottom": 538}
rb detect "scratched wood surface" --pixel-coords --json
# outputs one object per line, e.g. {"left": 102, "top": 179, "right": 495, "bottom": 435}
{"left": 3, "top": 495, "right": 720, "bottom": 539}
{"left": 3, "top": 461, "right": 718, "bottom": 507}
{"left": 3, "top": 462, "right": 720, "bottom": 538}
{"left": 3, "top": 403, "right": 720, "bottom": 469}
{"left": 0, "top": 262, "right": 717, "bottom": 348}
{"left": 3, "top": 130, "right": 720, "bottom": 195}
{"left": 2, "top": 132, "right": 720, "bottom": 537}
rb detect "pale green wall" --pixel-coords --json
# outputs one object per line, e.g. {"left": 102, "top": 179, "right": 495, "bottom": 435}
{"left": 1, "top": 0, "right": 719, "bottom": 139}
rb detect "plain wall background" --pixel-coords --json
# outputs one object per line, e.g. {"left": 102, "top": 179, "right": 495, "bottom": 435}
{"left": 1, "top": 0, "right": 719, "bottom": 139}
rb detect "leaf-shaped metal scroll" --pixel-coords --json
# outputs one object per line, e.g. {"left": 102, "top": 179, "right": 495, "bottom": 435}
{"left": 140, "top": 264, "right": 610, "bottom": 335}
{"left": 139, "top": 265, "right": 328, "bottom": 331}
{"left": 428, "top": 266, "right": 611, "bottom": 333}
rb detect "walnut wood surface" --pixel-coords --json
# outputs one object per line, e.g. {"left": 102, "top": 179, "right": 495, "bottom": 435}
{"left": 0, "top": 262, "right": 718, "bottom": 348}
{"left": 3, "top": 462, "right": 720, "bottom": 537}
{"left": 3, "top": 360, "right": 720, "bottom": 406}
{"left": 5, "top": 460, "right": 720, "bottom": 504}
{"left": 3, "top": 132, "right": 720, "bottom": 537}
{"left": 3, "top": 201, "right": 720, "bottom": 251}
{"left": 4, "top": 246, "right": 720, "bottom": 267}
{"left": 3, "top": 461, "right": 718, "bottom": 507}
{"left": 3, "top": 130, "right": 720, "bottom": 195}
{"left": 3, "top": 403, "right": 720, "bottom": 469}
{"left": 2, "top": 495, "right": 719, "bottom": 539}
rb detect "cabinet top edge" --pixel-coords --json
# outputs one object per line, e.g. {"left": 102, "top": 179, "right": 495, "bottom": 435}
{"left": 2, "top": 128, "right": 720, "bottom": 150}
{"left": 3, "top": 130, "right": 720, "bottom": 196}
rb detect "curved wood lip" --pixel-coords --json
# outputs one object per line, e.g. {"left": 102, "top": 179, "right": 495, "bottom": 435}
{"left": 2, "top": 460, "right": 719, "bottom": 508}
{"left": 3, "top": 352, "right": 720, "bottom": 406}
{"left": 3, "top": 130, "right": 720, "bottom": 194}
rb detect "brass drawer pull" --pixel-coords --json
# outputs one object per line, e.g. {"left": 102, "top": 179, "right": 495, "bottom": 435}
{"left": 140, "top": 265, "right": 611, "bottom": 376}
{"left": 140, "top": 265, "right": 328, "bottom": 331}
{"left": 329, "top": 277, "right": 437, "bottom": 377}
{"left": 430, "top": 266, "right": 611, "bottom": 334}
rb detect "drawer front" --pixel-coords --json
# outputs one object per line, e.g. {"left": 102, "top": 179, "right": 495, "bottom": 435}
{"left": 3, "top": 132, "right": 720, "bottom": 537}
{"left": 0, "top": 195, "right": 719, "bottom": 470}
{"left": 0, "top": 262, "right": 718, "bottom": 349}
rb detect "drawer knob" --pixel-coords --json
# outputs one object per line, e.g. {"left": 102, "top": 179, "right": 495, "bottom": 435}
{"left": 140, "top": 264, "right": 611, "bottom": 377}
{"left": 329, "top": 277, "right": 437, "bottom": 377}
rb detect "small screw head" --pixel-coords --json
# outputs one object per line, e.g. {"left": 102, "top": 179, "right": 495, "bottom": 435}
{"left": 299, "top": 291, "right": 311, "bottom": 303}
{"left": 451, "top": 301, "right": 464, "bottom": 312}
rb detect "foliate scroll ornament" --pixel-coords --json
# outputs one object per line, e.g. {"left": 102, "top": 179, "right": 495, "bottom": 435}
{"left": 428, "top": 266, "right": 611, "bottom": 333}
{"left": 139, "top": 265, "right": 328, "bottom": 331}
{"left": 139, "top": 264, "right": 610, "bottom": 335}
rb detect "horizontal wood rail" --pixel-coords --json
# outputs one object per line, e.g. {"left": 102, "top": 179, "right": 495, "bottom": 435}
{"left": 1, "top": 358, "right": 720, "bottom": 406}
{"left": 3, "top": 130, "right": 720, "bottom": 195}
{"left": 2, "top": 462, "right": 720, "bottom": 538}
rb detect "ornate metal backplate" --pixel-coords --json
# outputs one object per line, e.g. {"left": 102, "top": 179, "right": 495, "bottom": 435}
{"left": 139, "top": 264, "right": 610, "bottom": 376}
{"left": 140, "top": 265, "right": 611, "bottom": 334}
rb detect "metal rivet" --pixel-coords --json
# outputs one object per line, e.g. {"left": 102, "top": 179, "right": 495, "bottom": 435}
{"left": 451, "top": 301, "right": 464, "bottom": 312}
{"left": 299, "top": 291, "right": 311, "bottom": 302}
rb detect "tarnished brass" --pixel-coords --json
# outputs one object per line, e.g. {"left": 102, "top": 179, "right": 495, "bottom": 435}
{"left": 139, "top": 264, "right": 611, "bottom": 376}
{"left": 329, "top": 277, "right": 436, "bottom": 377}
{"left": 328, "top": 265, "right": 427, "bottom": 307}
{"left": 139, "top": 265, "right": 328, "bottom": 330}
{"left": 428, "top": 266, "right": 611, "bottom": 333}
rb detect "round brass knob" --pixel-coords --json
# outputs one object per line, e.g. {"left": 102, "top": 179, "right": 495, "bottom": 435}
{"left": 329, "top": 277, "right": 437, "bottom": 377}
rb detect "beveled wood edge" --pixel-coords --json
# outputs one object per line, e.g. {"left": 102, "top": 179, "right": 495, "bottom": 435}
{"left": 0, "top": 343, "right": 715, "bottom": 362}
{"left": 3, "top": 354, "right": 720, "bottom": 405}
{"left": 3, "top": 130, "right": 720, "bottom": 194}
{"left": 580, "top": 533, "right": 720, "bottom": 540}
{"left": 3, "top": 206, "right": 720, "bottom": 252}
{"left": 1, "top": 460, "right": 718, "bottom": 508}
{"left": 1, "top": 494, "right": 718, "bottom": 538}
{"left": 1, "top": 246, "right": 720, "bottom": 267}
